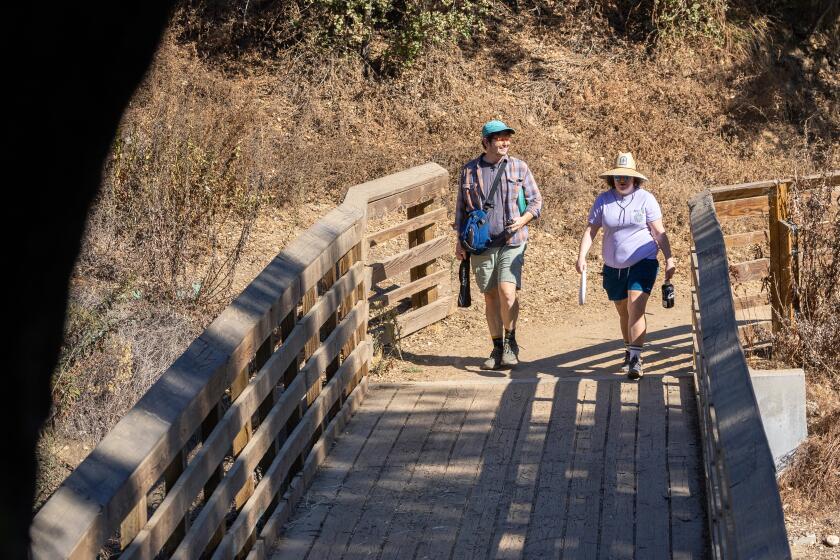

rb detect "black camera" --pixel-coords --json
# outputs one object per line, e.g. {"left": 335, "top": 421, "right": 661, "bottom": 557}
{"left": 504, "top": 218, "right": 516, "bottom": 235}
{"left": 662, "top": 282, "right": 675, "bottom": 309}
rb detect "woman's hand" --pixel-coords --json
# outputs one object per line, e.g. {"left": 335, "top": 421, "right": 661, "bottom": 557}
{"left": 664, "top": 257, "right": 676, "bottom": 281}
{"left": 576, "top": 257, "right": 587, "bottom": 275}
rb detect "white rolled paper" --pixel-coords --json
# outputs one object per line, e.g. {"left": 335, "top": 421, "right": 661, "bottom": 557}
{"left": 579, "top": 270, "right": 586, "bottom": 305}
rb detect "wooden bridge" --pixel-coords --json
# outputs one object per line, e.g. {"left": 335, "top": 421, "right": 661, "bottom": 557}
{"left": 31, "top": 166, "right": 839, "bottom": 559}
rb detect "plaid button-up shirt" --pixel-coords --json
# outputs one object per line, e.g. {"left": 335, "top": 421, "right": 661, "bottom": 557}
{"left": 454, "top": 154, "right": 543, "bottom": 247}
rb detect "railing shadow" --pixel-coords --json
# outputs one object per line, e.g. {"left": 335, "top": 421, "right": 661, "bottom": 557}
{"left": 274, "top": 362, "right": 707, "bottom": 557}
{"left": 399, "top": 324, "right": 694, "bottom": 380}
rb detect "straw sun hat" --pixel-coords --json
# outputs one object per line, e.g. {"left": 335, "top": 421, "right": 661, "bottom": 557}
{"left": 599, "top": 152, "right": 649, "bottom": 182}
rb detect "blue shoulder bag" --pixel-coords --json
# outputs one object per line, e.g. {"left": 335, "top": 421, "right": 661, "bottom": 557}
{"left": 459, "top": 159, "right": 507, "bottom": 255}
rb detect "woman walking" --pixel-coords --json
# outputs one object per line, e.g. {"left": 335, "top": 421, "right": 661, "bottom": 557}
{"left": 576, "top": 152, "right": 675, "bottom": 379}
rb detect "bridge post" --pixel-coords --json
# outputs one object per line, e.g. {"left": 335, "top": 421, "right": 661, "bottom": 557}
{"left": 407, "top": 200, "right": 439, "bottom": 309}
{"left": 768, "top": 181, "right": 794, "bottom": 334}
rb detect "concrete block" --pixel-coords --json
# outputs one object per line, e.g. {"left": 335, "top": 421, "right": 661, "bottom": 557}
{"left": 749, "top": 367, "right": 807, "bottom": 471}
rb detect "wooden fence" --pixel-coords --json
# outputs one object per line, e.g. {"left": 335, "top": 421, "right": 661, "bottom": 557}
{"left": 30, "top": 163, "right": 452, "bottom": 559}
{"left": 689, "top": 189, "right": 791, "bottom": 559}
{"left": 709, "top": 171, "right": 840, "bottom": 348}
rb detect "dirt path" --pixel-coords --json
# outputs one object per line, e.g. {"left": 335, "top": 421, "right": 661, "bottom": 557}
{"left": 380, "top": 275, "right": 695, "bottom": 384}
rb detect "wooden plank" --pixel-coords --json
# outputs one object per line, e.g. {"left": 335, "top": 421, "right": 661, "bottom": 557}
{"left": 258, "top": 375, "right": 371, "bottom": 553}
{"left": 450, "top": 382, "right": 534, "bottom": 559}
{"left": 214, "top": 344, "right": 372, "bottom": 560}
{"left": 709, "top": 171, "right": 839, "bottom": 202}
{"left": 348, "top": 162, "right": 447, "bottom": 205}
{"left": 304, "top": 387, "right": 426, "bottom": 560}
{"left": 635, "top": 377, "right": 669, "bottom": 559}
{"left": 492, "top": 381, "right": 555, "bottom": 559}
{"left": 370, "top": 269, "right": 449, "bottom": 307}
{"left": 160, "top": 451, "right": 188, "bottom": 555}
{"left": 667, "top": 377, "right": 707, "bottom": 560}
{"left": 245, "top": 539, "right": 265, "bottom": 560}
{"left": 173, "top": 304, "right": 367, "bottom": 559}
{"left": 523, "top": 381, "right": 584, "bottom": 558}
{"left": 710, "top": 180, "right": 778, "bottom": 202}
{"left": 688, "top": 190, "right": 790, "bottom": 558}
{"left": 119, "top": 494, "right": 148, "bottom": 550}
{"left": 769, "top": 181, "right": 793, "bottom": 333}
{"left": 729, "top": 258, "right": 769, "bottom": 282}
{"left": 392, "top": 295, "right": 453, "bottom": 340}
{"left": 559, "top": 381, "right": 611, "bottom": 560}
{"left": 366, "top": 207, "right": 447, "bottom": 247}
{"left": 598, "top": 382, "right": 639, "bottom": 560}
{"left": 121, "top": 265, "right": 365, "bottom": 560}
{"left": 375, "top": 386, "right": 476, "bottom": 560}
{"left": 230, "top": 367, "right": 256, "bottom": 513}
{"left": 363, "top": 170, "right": 448, "bottom": 218}
{"left": 714, "top": 195, "right": 769, "bottom": 218}
{"left": 265, "top": 383, "right": 394, "bottom": 558}
{"left": 738, "top": 320, "right": 771, "bottom": 343}
{"left": 732, "top": 293, "right": 768, "bottom": 311}
{"left": 723, "top": 230, "right": 767, "bottom": 249}
{"left": 413, "top": 388, "right": 502, "bottom": 560}
{"left": 341, "top": 388, "right": 450, "bottom": 559}
{"left": 369, "top": 235, "right": 448, "bottom": 285}
{"left": 407, "top": 200, "right": 440, "bottom": 309}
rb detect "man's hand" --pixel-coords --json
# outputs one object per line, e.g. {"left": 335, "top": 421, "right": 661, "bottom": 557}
{"left": 456, "top": 241, "right": 467, "bottom": 261}
{"left": 506, "top": 212, "right": 532, "bottom": 234}
{"left": 576, "top": 257, "right": 587, "bottom": 275}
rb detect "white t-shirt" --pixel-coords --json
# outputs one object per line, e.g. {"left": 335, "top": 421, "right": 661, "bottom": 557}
{"left": 587, "top": 188, "right": 662, "bottom": 268}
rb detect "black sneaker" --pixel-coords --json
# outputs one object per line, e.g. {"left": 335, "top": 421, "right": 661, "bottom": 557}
{"left": 500, "top": 340, "right": 518, "bottom": 368}
{"left": 509, "top": 338, "right": 520, "bottom": 358}
{"left": 620, "top": 350, "right": 630, "bottom": 373}
{"left": 627, "top": 355, "right": 643, "bottom": 380}
{"left": 481, "top": 346, "right": 503, "bottom": 370}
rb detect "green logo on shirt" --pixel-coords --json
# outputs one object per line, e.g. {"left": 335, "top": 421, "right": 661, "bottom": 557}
{"left": 632, "top": 208, "right": 645, "bottom": 224}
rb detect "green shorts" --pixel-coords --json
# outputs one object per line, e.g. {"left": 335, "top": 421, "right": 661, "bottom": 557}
{"left": 470, "top": 243, "right": 526, "bottom": 293}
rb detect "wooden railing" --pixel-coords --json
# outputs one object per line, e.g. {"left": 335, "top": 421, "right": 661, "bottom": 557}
{"left": 709, "top": 171, "right": 840, "bottom": 347}
{"left": 689, "top": 189, "right": 791, "bottom": 559}
{"left": 30, "top": 163, "right": 451, "bottom": 559}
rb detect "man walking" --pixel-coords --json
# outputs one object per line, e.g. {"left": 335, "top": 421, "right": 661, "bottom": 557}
{"left": 455, "top": 120, "right": 543, "bottom": 370}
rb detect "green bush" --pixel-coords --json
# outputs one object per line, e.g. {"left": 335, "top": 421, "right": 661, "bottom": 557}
{"left": 179, "top": 0, "right": 490, "bottom": 73}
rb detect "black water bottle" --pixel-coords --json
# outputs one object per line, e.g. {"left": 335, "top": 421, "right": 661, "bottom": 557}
{"left": 458, "top": 257, "right": 471, "bottom": 308}
{"left": 662, "top": 281, "right": 675, "bottom": 309}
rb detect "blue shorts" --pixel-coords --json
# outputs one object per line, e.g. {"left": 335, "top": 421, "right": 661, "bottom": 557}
{"left": 602, "top": 259, "right": 659, "bottom": 301}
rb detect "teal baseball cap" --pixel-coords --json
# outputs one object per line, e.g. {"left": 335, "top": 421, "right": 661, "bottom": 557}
{"left": 481, "top": 119, "right": 515, "bottom": 138}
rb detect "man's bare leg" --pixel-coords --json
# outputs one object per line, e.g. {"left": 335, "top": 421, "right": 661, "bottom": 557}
{"left": 481, "top": 288, "right": 504, "bottom": 369}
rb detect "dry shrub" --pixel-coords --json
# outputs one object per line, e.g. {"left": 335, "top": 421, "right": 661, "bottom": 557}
{"left": 774, "top": 176, "right": 840, "bottom": 511}
{"left": 775, "top": 177, "right": 840, "bottom": 386}
{"left": 89, "top": 38, "right": 270, "bottom": 306}
{"left": 780, "top": 408, "right": 840, "bottom": 511}
{"left": 47, "top": 36, "right": 278, "bottom": 444}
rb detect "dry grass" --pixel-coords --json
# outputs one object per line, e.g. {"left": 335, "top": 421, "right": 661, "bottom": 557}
{"left": 776, "top": 178, "right": 840, "bottom": 513}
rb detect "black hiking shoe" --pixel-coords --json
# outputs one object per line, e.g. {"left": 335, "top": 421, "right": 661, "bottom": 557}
{"left": 627, "top": 355, "right": 643, "bottom": 380}
{"left": 620, "top": 350, "right": 631, "bottom": 373}
{"left": 500, "top": 340, "right": 518, "bottom": 368}
{"left": 509, "top": 338, "right": 520, "bottom": 358}
{"left": 481, "top": 346, "right": 503, "bottom": 370}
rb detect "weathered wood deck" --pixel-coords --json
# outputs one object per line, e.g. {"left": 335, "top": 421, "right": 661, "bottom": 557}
{"left": 271, "top": 376, "right": 706, "bottom": 559}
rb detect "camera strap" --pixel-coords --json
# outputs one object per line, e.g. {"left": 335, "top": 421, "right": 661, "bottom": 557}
{"left": 481, "top": 158, "right": 508, "bottom": 214}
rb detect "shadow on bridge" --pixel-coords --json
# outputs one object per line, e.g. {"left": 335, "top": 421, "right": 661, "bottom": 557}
{"left": 399, "top": 324, "right": 695, "bottom": 381}
{"left": 273, "top": 328, "right": 707, "bottom": 559}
